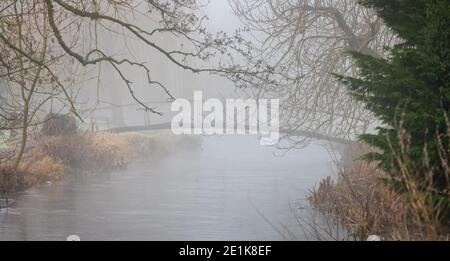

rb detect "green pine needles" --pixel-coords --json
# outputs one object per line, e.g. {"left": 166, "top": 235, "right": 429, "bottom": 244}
{"left": 335, "top": 0, "right": 450, "bottom": 221}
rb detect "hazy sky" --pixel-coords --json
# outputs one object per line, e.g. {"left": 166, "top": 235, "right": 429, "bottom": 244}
{"left": 203, "top": 1, "right": 242, "bottom": 33}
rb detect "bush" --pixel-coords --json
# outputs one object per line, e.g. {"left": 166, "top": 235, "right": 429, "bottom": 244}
{"left": 35, "top": 132, "right": 130, "bottom": 171}
{"left": 310, "top": 139, "right": 449, "bottom": 241}
{"left": 41, "top": 113, "right": 78, "bottom": 137}
{"left": 121, "top": 131, "right": 202, "bottom": 158}
{"left": 1, "top": 155, "right": 64, "bottom": 192}
{"left": 1, "top": 131, "right": 202, "bottom": 195}
{"left": 310, "top": 161, "right": 411, "bottom": 240}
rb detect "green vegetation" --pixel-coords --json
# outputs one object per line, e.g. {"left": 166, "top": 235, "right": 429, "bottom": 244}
{"left": 333, "top": 0, "right": 450, "bottom": 237}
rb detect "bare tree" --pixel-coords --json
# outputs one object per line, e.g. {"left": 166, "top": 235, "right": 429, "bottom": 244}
{"left": 1, "top": 0, "right": 274, "bottom": 113}
{"left": 0, "top": 0, "right": 273, "bottom": 169}
{"left": 0, "top": 1, "right": 65, "bottom": 171}
{"left": 231, "top": 0, "right": 397, "bottom": 148}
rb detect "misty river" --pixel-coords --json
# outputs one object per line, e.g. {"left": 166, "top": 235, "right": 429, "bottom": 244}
{"left": 0, "top": 136, "right": 333, "bottom": 241}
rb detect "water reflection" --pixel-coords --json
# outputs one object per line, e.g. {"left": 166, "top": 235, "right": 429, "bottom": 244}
{"left": 0, "top": 136, "right": 332, "bottom": 241}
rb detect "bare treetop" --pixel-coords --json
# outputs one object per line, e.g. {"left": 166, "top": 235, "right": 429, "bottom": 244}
{"left": 0, "top": 0, "right": 274, "bottom": 118}
{"left": 231, "top": 0, "right": 397, "bottom": 147}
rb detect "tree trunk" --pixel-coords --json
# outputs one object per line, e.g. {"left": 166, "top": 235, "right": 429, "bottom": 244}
{"left": 11, "top": 104, "right": 28, "bottom": 171}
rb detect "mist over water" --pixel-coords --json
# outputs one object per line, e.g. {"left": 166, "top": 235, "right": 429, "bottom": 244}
{"left": 0, "top": 0, "right": 353, "bottom": 242}
{"left": 1, "top": 0, "right": 447, "bottom": 246}
{"left": 0, "top": 136, "right": 332, "bottom": 241}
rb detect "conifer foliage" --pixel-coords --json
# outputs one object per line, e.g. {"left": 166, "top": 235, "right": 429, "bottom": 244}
{"left": 336, "top": 0, "right": 450, "bottom": 217}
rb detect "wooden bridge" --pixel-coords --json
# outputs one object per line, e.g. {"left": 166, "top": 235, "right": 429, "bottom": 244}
{"left": 90, "top": 99, "right": 359, "bottom": 145}
{"left": 103, "top": 123, "right": 351, "bottom": 145}
{"left": 0, "top": 98, "right": 355, "bottom": 161}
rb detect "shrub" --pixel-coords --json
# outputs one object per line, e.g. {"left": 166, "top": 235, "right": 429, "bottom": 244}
{"left": 35, "top": 132, "right": 130, "bottom": 171}
{"left": 1, "top": 131, "right": 201, "bottom": 195}
{"left": 310, "top": 160, "right": 411, "bottom": 240}
{"left": 122, "top": 131, "right": 202, "bottom": 158}
{"left": 310, "top": 138, "right": 449, "bottom": 240}
{"left": 0, "top": 155, "right": 64, "bottom": 192}
{"left": 41, "top": 113, "right": 78, "bottom": 137}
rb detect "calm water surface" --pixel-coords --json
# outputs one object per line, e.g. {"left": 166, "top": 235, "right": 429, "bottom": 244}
{"left": 0, "top": 136, "right": 333, "bottom": 241}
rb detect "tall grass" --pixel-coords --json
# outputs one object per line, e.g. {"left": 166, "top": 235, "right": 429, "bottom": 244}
{"left": 35, "top": 132, "right": 131, "bottom": 171}
{"left": 309, "top": 158, "right": 412, "bottom": 240}
{"left": 1, "top": 153, "right": 64, "bottom": 193}
{"left": 1, "top": 131, "right": 200, "bottom": 196}
{"left": 309, "top": 127, "right": 450, "bottom": 240}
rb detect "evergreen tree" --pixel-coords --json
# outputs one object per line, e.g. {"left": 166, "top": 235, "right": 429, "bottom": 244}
{"left": 336, "top": 0, "right": 450, "bottom": 216}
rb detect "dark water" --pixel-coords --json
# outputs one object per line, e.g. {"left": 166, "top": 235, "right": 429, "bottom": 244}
{"left": 0, "top": 136, "right": 333, "bottom": 241}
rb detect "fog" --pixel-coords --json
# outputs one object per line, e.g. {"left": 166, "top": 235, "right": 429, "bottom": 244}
{"left": 73, "top": 1, "right": 247, "bottom": 128}
{"left": 0, "top": 136, "right": 334, "bottom": 240}
{"left": 0, "top": 0, "right": 355, "bottom": 241}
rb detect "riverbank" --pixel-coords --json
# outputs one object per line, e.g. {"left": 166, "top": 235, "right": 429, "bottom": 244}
{"left": 0, "top": 131, "right": 201, "bottom": 201}
{"left": 308, "top": 142, "right": 450, "bottom": 241}
{"left": 0, "top": 136, "right": 331, "bottom": 240}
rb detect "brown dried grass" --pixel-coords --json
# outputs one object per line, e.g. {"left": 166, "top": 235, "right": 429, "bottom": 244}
{"left": 1, "top": 131, "right": 200, "bottom": 195}
{"left": 1, "top": 154, "right": 64, "bottom": 192}
{"left": 309, "top": 141, "right": 449, "bottom": 241}
{"left": 310, "top": 160, "right": 411, "bottom": 240}
{"left": 35, "top": 132, "right": 131, "bottom": 171}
